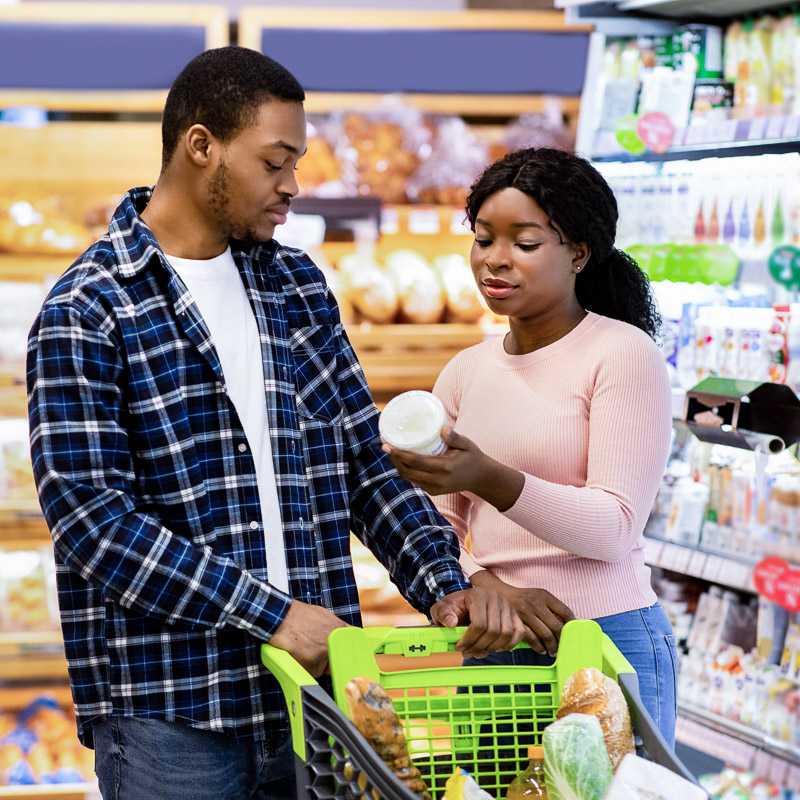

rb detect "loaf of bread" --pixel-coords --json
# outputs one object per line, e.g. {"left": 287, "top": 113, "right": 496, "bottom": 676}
{"left": 339, "top": 255, "right": 398, "bottom": 324}
{"left": 434, "top": 255, "right": 484, "bottom": 323}
{"left": 385, "top": 250, "right": 445, "bottom": 324}
{"left": 346, "top": 676, "right": 431, "bottom": 799}
{"left": 557, "top": 667, "right": 634, "bottom": 770}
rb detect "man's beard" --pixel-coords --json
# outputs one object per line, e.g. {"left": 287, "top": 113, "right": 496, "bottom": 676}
{"left": 208, "top": 159, "right": 260, "bottom": 245}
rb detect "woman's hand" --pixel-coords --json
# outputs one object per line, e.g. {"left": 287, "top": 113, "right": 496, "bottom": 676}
{"left": 470, "top": 570, "right": 575, "bottom": 657}
{"left": 383, "top": 428, "right": 525, "bottom": 510}
{"left": 382, "top": 428, "right": 488, "bottom": 496}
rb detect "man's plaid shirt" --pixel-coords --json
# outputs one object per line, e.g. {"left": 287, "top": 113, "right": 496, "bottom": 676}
{"left": 27, "top": 188, "right": 469, "bottom": 747}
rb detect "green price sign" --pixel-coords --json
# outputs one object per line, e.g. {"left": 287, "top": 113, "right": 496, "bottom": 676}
{"left": 768, "top": 245, "right": 800, "bottom": 290}
{"left": 615, "top": 114, "right": 646, "bottom": 156}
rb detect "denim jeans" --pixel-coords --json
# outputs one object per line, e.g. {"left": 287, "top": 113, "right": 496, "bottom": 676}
{"left": 464, "top": 603, "right": 678, "bottom": 747}
{"left": 92, "top": 717, "right": 294, "bottom": 800}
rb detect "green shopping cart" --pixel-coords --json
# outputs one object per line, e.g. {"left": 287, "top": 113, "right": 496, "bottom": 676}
{"left": 261, "top": 619, "right": 695, "bottom": 800}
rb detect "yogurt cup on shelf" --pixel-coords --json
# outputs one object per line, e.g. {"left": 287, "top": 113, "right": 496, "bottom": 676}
{"left": 379, "top": 390, "right": 447, "bottom": 456}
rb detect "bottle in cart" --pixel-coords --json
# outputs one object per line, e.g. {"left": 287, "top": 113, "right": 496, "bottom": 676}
{"left": 507, "top": 746, "right": 548, "bottom": 799}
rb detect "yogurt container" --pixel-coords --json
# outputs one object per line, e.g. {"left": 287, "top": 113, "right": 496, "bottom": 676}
{"left": 378, "top": 390, "right": 447, "bottom": 455}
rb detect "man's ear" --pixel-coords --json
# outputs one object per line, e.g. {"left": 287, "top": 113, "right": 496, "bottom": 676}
{"left": 182, "top": 124, "right": 216, "bottom": 168}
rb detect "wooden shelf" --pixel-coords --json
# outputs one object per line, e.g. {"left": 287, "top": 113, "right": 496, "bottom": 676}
{"left": 0, "top": 655, "right": 68, "bottom": 681}
{"left": 0, "top": 785, "right": 94, "bottom": 800}
{"left": 348, "top": 323, "right": 487, "bottom": 397}
{"left": 0, "top": 684, "right": 72, "bottom": 712}
{"left": 0, "top": 255, "right": 72, "bottom": 283}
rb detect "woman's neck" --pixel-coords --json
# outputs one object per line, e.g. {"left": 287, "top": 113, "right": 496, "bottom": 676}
{"left": 505, "top": 298, "right": 587, "bottom": 356}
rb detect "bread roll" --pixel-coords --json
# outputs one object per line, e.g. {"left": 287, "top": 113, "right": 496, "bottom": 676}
{"left": 557, "top": 667, "right": 634, "bottom": 770}
{"left": 385, "top": 250, "right": 445, "bottom": 324}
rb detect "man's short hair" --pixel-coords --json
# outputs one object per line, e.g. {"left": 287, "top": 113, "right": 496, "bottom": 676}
{"left": 161, "top": 46, "right": 305, "bottom": 168}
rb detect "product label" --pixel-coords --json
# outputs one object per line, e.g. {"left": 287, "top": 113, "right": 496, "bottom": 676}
{"left": 637, "top": 111, "right": 676, "bottom": 154}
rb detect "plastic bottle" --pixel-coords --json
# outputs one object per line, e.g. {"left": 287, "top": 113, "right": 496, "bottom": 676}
{"left": 506, "top": 747, "right": 548, "bottom": 800}
{"left": 723, "top": 199, "right": 737, "bottom": 243}
{"left": 378, "top": 391, "right": 447, "bottom": 455}
{"left": 694, "top": 200, "right": 706, "bottom": 242}
{"left": 708, "top": 198, "right": 720, "bottom": 241}
{"left": 771, "top": 193, "right": 786, "bottom": 245}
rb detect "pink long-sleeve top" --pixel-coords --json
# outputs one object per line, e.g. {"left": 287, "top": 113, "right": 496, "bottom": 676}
{"left": 432, "top": 311, "right": 672, "bottom": 620}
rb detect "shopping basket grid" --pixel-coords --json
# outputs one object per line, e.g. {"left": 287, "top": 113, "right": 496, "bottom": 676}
{"left": 262, "top": 620, "right": 693, "bottom": 800}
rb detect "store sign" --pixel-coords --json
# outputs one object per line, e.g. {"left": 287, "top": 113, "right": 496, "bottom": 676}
{"left": 615, "top": 114, "right": 647, "bottom": 156}
{"left": 754, "top": 556, "right": 800, "bottom": 612}
{"left": 768, "top": 245, "right": 800, "bottom": 291}
{"left": 637, "top": 111, "right": 676, "bottom": 154}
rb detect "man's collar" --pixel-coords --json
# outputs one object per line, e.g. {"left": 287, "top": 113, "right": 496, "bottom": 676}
{"left": 109, "top": 187, "right": 279, "bottom": 278}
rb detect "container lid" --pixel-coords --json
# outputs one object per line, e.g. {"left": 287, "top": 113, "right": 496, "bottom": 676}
{"left": 378, "top": 390, "right": 446, "bottom": 450}
{"left": 527, "top": 746, "right": 544, "bottom": 760}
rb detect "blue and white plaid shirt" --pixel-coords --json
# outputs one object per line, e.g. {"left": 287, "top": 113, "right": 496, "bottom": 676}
{"left": 27, "top": 187, "right": 469, "bottom": 748}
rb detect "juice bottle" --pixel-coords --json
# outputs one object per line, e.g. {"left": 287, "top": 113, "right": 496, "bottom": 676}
{"left": 708, "top": 199, "right": 720, "bottom": 241}
{"left": 506, "top": 747, "right": 548, "bottom": 800}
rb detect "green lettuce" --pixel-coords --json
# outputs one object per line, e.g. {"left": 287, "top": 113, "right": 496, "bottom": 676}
{"left": 543, "top": 714, "right": 614, "bottom": 800}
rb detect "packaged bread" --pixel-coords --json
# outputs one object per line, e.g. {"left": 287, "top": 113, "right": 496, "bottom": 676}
{"left": 557, "top": 667, "right": 634, "bottom": 770}
{"left": 339, "top": 254, "right": 398, "bottom": 324}
{"left": 433, "top": 255, "right": 484, "bottom": 323}
{"left": 346, "top": 676, "right": 431, "bottom": 799}
{"left": 0, "top": 200, "right": 91, "bottom": 255}
{"left": 385, "top": 250, "right": 445, "bottom": 324}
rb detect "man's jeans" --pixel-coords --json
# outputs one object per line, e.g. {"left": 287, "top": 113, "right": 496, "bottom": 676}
{"left": 93, "top": 717, "right": 294, "bottom": 800}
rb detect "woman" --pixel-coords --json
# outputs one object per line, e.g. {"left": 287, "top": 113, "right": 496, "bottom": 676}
{"left": 384, "top": 148, "right": 677, "bottom": 744}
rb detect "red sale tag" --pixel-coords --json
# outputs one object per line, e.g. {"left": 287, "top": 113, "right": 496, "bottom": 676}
{"left": 776, "top": 568, "right": 800, "bottom": 612}
{"left": 753, "top": 556, "right": 790, "bottom": 602}
{"left": 637, "top": 112, "right": 676, "bottom": 154}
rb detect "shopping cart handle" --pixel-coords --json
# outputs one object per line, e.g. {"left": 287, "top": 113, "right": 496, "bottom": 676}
{"left": 261, "top": 644, "right": 317, "bottom": 761}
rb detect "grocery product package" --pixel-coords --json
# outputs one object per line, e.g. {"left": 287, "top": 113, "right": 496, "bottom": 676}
{"left": 326, "top": 98, "right": 433, "bottom": 204}
{"left": 339, "top": 253, "right": 399, "bottom": 324}
{"left": 442, "top": 768, "right": 493, "bottom": 800}
{"left": 543, "top": 713, "right": 613, "bottom": 800}
{"left": 556, "top": 668, "right": 634, "bottom": 770}
{"left": 407, "top": 117, "right": 487, "bottom": 207}
{"left": 0, "top": 418, "right": 35, "bottom": 503}
{"left": 433, "top": 255, "right": 484, "bottom": 324}
{"left": 605, "top": 753, "right": 706, "bottom": 799}
{"left": 0, "top": 198, "right": 90, "bottom": 256}
{"left": 0, "top": 547, "right": 59, "bottom": 632}
{"left": 499, "top": 102, "right": 575, "bottom": 155}
{"left": 384, "top": 250, "right": 445, "bottom": 324}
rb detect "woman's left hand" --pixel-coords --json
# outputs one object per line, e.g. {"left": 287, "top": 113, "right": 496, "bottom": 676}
{"left": 382, "top": 428, "right": 490, "bottom": 496}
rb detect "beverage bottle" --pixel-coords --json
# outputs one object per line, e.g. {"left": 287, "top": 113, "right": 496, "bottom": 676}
{"left": 506, "top": 747, "right": 548, "bottom": 800}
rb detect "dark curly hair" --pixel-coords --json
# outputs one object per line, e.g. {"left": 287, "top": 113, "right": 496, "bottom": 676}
{"left": 466, "top": 147, "right": 661, "bottom": 340}
{"left": 161, "top": 46, "right": 305, "bottom": 169}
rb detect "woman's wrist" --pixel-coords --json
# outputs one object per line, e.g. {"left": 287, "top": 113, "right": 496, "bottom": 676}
{"left": 471, "top": 455, "right": 525, "bottom": 512}
{"left": 469, "top": 569, "right": 514, "bottom": 599}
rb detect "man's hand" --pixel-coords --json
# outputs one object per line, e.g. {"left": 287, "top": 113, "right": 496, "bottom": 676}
{"left": 470, "top": 571, "right": 574, "bottom": 657}
{"left": 269, "top": 600, "right": 349, "bottom": 677}
{"left": 430, "top": 587, "right": 526, "bottom": 660}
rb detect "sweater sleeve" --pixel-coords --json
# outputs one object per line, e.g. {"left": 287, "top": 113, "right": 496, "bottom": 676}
{"left": 432, "top": 353, "right": 483, "bottom": 578}
{"left": 502, "top": 330, "right": 671, "bottom": 562}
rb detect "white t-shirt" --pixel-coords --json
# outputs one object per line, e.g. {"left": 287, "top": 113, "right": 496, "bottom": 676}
{"left": 165, "top": 247, "right": 289, "bottom": 594}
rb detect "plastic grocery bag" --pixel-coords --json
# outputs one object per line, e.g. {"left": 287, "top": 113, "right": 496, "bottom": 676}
{"left": 604, "top": 753, "right": 707, "bottom": 800}
{"left": 543, "top": 714, "right": 613, "bottom": 800}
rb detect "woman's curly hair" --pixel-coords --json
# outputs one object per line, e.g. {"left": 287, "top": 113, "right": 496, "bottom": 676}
{"left": 466, "top": 147, "right": 661, "bottom": 340}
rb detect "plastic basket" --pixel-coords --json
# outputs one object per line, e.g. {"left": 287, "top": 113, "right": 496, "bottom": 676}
{"left": 262, "top": 619, "right": 694, "bottom": 800}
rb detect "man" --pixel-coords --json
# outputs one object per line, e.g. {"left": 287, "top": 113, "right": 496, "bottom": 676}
{"left": 27, "top": 47, "right": 526, "bottom": 800}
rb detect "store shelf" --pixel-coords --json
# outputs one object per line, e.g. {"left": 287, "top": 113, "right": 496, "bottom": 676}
{"left": 0, "top": 684, "right": 72, "bottom": 712}
{"left": 592, "top": 117, "right": 800, "bottom": 163}
{"left": 678, "top": 703, "right": 800, "bottom": 770}
{"left": 557, "top": 0, "right": 791, "bottom": 18}
{"left": 0, "top": 255, "right": 69, "bottom": 283}
{"left": 348, "top": 323, "right": 487, "bottom": 397}
{"left": 0, "top": 785, "right": 94, "bottom": 800}
{"left": 644, "top": 535, "right": 756, "bottom": 593}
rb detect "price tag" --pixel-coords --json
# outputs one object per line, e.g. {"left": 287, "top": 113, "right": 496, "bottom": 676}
{"left": 776, "top": 568, "right": 800, "bottom": 612}
{"left": 381, "top": 207, "right": 399, "bottom": 235}
{"left": 784, "top": 116, "right": 800, "bottom": 138}
{"left": 673, "top": 547, "right": 692, "bottom": 574}
{"left": 748, "top": 117, "right": 768, "bottom": 141}
{"left": 754, "top": 556, "right": 791, "bottom": 605}
{"left": 768, "top": 245, "right": 800, "bottom": 292}
{"left": 408, "top": 209, "right": 440, "bottom": 235}
{"left": 766, "top": 116, "right": 786, "bottom": 140}
{"left": 644, "top": 539, "right": 663, "bottom": 566}
{"left": 637, "top": 111, "right": 676, "bottom": 154}
{"left": 450, "top": 210, "right": 471, "bottom": 236}
{"left": 688, "top": 551, "right": 708, "bottom": 577}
